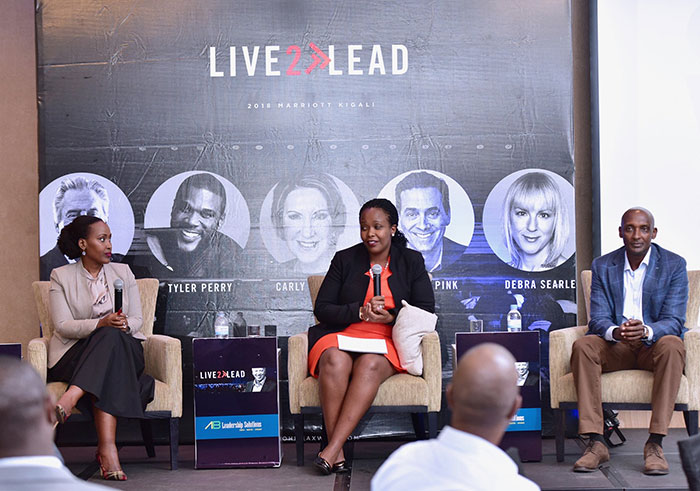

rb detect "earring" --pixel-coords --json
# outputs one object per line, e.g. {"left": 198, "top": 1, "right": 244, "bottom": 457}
{"left": 81, "top": 250, "right": 86, "bottom": 256}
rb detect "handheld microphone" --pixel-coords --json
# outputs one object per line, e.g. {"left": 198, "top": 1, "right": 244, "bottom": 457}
{"left": 113, "top": 279, "right": 123, "bottom": 313}
{"left": 371, "top": 264, "right": 382, "bottom": 297}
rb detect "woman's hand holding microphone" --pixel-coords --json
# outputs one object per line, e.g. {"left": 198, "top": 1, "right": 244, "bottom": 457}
{"left": 360, "top": 296, "right": 394, "bottom": 324}
{"left": 98, "top": 311, "right": 129, "bottom": 332}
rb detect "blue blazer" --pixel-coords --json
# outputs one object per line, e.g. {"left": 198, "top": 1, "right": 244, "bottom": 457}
{"left": 588, "top": 243, "right": 688, "bottom": 342}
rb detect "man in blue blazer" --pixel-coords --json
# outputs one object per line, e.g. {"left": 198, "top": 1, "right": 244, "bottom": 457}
{"left": 571, "top": 208, "right": 688, "bottom": 475}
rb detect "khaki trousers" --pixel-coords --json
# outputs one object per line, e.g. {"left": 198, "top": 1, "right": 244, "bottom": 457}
{"left": 571, "top": 334, "right": 685, "bottom": 435}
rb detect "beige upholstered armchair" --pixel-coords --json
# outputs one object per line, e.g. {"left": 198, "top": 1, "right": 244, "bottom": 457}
{"left": 550, "top": 270, "right": 700, "bottom": 462}
{"left": 28, "top": 279, "right": 182, "bottom": 469}
{"left": 288, "top": 275, "right": 442, "bottom": 465}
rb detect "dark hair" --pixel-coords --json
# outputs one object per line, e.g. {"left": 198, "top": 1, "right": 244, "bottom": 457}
{"left": 395, "top": 171, "right": 451, "bottom": 216}
{"left": 173, "top": 173, "right": 227, "bottom": 217}
{"left": 358, "top": 198, "right": 408, "bottom": 247}
{"left": 56, "top": 215, "right": 104, "bottom": 259}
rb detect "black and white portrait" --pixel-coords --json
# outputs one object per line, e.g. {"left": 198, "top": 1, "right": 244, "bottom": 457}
{"left": 260, "top": 173, "right": 360, "bottom": 276}
{"left": 483, "top": 169, "right": 575, "bottom": 272}
{"left": 378, "top": 170, "right": 474, "bottom": 273}
{"left": 143, "top": 171, "right": 249, "bottom": 279}
{"left": 39, "top": 173, "right": 135, "bottom": 280}
{"left": 244, "top": 367, "right": 276, "bottom": 393}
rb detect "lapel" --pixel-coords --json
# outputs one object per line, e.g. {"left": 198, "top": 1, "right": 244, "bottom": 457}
{"left": 72, "top": 261, "right": 93, "bottom": 320}
{"left": 387, "top": 244, "right": 402, "bottom": 299}
{"left": 610, "top": 248, "right": 625, "bottom": 319}
{"left": 642, "top": 244, "right": 659, "bottom": 320}
{"left": 104, "top": 263, "right": 117, "bottom": 310}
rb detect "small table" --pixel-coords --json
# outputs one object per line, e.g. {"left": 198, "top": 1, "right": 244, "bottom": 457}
{"left": 455, "top": 331, "right": 542, "bottom": 461}
{"left": 192, "top": 336, "right": 281, "bottom": 468}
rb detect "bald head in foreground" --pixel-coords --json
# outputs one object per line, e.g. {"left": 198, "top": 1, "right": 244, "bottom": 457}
{"left": 371, "top": 344, "right": 539, "bottom": 491}
{"left": 0, "top": 357, "right": 109, "bottom": 490}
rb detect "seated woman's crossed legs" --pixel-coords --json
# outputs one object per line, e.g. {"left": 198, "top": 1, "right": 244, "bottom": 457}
{"left": 317, "top": 348, "right": 396, "bottom": 465}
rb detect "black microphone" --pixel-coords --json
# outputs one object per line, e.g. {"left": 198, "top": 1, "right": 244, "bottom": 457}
{"left": 114, "top": 279, "right": 123, "bottom": 313}
{"left": 371, "top": 264, "right": 382, "bottom": 297}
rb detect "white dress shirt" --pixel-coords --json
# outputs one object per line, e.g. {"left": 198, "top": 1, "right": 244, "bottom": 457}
{"left": 371, "top": 426, "right": 540, "bottom": 491}
{"left": 604, "top": 249, "right": 654, "bottom": 343}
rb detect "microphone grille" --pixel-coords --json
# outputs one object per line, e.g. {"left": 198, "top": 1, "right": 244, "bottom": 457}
{"left": 371, "top": 264, "right": 383, "bottom": 275}
{"left": 113, "top": 279, "right": 124, "bottom": 290}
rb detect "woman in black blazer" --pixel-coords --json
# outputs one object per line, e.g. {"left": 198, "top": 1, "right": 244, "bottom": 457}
{"left": 308, "top": 198, "right": 435, "bottom": 475}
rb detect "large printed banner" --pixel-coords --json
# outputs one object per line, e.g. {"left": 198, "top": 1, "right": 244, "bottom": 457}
{"left": 37, "top": 0, "right": 574, "bottom": 436}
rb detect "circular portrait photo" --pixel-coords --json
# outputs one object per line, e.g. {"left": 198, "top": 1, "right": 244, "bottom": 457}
{"left": 144, "top": 171, "right": 250, "bottom": 278}
{"left": 483, "top": 169, "right": 575, "bottom": 272}
{"left": 378, "top": 170, "right": 474, "bottom": 273}
{"left": 260, "top": 173, "right": 360, "bottom": 276}
{"left": 39, "top": 173, "right": 135, "bottom": 280}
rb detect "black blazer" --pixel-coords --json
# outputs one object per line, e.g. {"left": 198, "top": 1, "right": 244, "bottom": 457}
{"left": 308, "top": 243, "right": 435, "bottom": 352}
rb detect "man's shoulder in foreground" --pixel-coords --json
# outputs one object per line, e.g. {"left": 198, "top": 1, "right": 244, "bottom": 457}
{"left": 0, "top": 462, "right": 110, "bottom": 490}
{"left": 371, "top": 427, "right": 539, "bottom": 491}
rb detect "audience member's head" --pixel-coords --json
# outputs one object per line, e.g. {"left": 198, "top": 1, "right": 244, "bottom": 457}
{"left": 0, "top": 357, "right": 55, "bottom": 458}
{"left": 448, "top": 343, "right": 521, "bottom": 444}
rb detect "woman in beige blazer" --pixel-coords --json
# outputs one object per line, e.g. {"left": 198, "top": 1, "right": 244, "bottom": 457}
{"left": 48, "top": 216, "right": 154, "bottom": 481}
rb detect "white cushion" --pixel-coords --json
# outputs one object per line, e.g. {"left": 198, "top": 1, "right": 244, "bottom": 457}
{"left": 392, "top": 300, "right": 438, "bottom": 375}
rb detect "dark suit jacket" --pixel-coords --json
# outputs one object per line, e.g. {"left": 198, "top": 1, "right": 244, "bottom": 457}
{"left": 244, "top": 379, "right": 276, "bottom": 392}
{"left": 308, "top": 242, "right": 435, "bottom": 351}
{"left": 437, "top": 236, "right": 466, "bottom": 271}
{"left": 588, "top": 243, "right": 688, "bottom": 342}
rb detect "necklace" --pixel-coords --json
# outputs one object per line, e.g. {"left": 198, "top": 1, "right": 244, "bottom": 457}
{"left": 369, "top": 258, "right": 389, "bottom": 273}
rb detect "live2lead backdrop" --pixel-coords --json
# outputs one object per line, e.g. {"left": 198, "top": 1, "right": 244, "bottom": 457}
{"left": 37, "top": 1, "right": 575, "bottom": 437}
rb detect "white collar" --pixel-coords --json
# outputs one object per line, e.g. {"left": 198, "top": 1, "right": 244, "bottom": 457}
{"left": 624, "top": 247, "right": 652, "bottom": 273}
{"left": 0, "top": 455, "right": 63, "bottom": 469}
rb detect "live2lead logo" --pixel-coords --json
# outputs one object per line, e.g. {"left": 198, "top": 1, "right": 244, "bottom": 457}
{"left": 208, "top": 43, "right": 408, "bottom": 77}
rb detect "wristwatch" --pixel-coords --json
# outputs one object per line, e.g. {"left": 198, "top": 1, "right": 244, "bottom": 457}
{"left": 642, "top": 326, "right": 650, "bottom": 340}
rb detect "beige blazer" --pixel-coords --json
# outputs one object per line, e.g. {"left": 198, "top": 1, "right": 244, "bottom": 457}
{"left": 48, "top": 261, "right": 145, "bottom": 368}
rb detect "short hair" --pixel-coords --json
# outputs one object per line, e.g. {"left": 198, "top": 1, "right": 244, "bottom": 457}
{"left": 173, "top": 173, "right": 227, "bottom": 217}
{"left": 53, "top": 176, "right": 109, "bottom": 225}
{"left": 271, "top": 174, "right": 346, "bottom": 239}
{"left": 395, "top": 171, "right": 451, "bottom": 216}
{"left": 0, "top": 357, "right": 50, "bottom": 453}
{"left": 503, "top": 172, "right": 569, "bottom": 269}
{"left": 56, "top": 215, "right": 105, "bottom": 259}
{"left": 359, "top": 198, "right": 408, "bottom": 248}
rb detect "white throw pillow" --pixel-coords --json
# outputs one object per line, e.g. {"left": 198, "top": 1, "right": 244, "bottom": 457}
{"left": 392, "top": 300, "right": 438, "bottom": 376}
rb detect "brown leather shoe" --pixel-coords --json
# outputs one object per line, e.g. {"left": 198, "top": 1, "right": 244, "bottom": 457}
{"left": 573, "top": 440, "right": 610, "bottom": 472}
{"left": 643, "top": 442, "right": 669, "bottom": 475}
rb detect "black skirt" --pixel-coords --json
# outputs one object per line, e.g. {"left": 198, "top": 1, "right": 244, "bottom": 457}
{"left": 48, "top": 327, "right": 155, "bottom": 419}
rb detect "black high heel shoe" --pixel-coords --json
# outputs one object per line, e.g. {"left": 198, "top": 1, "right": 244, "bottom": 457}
{"left": 313, "top": 454, "right": 333, "bottom": 475}
{"left": 332, "top": 460, "right": 350, "bottom": 473}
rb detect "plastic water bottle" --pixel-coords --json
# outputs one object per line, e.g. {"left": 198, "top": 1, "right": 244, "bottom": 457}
{"left": 507, "top": 304, "right": 522, "bottom": 332}
{"left": 214, "top": 312, "right": 229, "bottom": 338}
{"left": 232, "top": 312, "right": 247, "bottom": 338}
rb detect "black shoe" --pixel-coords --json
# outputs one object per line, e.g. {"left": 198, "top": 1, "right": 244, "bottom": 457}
{"left": 332, "top": 460, "right": 350, "bottom": 473}
{"left": 313, "top": 454, "right": 332, "bottom": 475}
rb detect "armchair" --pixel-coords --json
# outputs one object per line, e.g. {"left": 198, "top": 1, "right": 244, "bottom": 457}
{"left": 288, "top": 275, "right": 442, "bottom": 465}
{"left": 549, "top": 270, "right": 700, "bottom": 462}
{"left": 28, "top": 279, "right": 182, "bottom": 469}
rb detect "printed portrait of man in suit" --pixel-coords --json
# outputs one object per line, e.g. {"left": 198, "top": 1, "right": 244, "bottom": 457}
{"left": 146, "top": 173, "right": 241, "bottom": 278}
{"left": 244, "top": 367, "right": 276, "bottom": 393}
{"left": 395, "top": 171, "right": 466, "bottom": 273}
{"left": 40, "top": 176, "right": 119, "bottom": 280}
